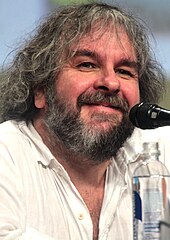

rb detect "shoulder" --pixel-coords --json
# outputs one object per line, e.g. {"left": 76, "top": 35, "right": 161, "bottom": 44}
{"left": 0, "top": 120, "right": 54, "bottom": 167}
{"left": 127, "top": 126, "right": 170, "bottom": 146}
{"left": 0, "top": 120, "right": 28, "bottom": 143}
{"left": 0, "top": 121, "right": 33, "bottom": 162}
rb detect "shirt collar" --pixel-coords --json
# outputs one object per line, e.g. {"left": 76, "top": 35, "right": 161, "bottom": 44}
{"left": 19, "top": 121, "right": 72, "bottom": 180}
{"left": 19, "top": 122, "right": 143, "bottom": 180}
{"left": 19, "top": 121, "right": 55, "bottom": 166}
{"left": 111, "top": 128, "right": 147, "bottom": 184}
{"left": 122, "top": 128, "right": 144, "bottom": 164}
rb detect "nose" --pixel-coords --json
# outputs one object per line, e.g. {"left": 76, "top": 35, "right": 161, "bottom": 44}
{"left": 93, "top": 70, "right": 120, "bottom": 94}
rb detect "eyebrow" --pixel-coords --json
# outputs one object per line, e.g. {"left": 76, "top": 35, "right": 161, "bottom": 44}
{"left": 72, "top": 49, "right": 99, "bottom": 59}
{"left": 71, "top": 49, "right": 139, "bottom": 72}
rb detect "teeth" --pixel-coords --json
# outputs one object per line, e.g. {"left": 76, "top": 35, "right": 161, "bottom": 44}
{"left": 87, "top": 103, "right": 114, "bottom": 108}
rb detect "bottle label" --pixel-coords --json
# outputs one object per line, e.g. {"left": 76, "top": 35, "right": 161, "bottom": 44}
{"left": 143, "top": 188, "right": 162, "bottom": 239}
{"left": 133, "top": 176, "right": 164, "bottom": 240}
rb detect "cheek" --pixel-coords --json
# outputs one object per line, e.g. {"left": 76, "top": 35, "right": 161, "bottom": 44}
{"left": 56, "top": 73, "right": 92, "bottom": 106}
{"left": 122, "top": 82, "right": 140, "bottom": 108}
{"left": 57, "top": 82, "right": 83, "bottom": 105}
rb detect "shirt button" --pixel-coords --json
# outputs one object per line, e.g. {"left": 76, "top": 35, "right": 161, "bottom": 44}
{"left": 78, "top": 213, "right": 84, "bottom": 220}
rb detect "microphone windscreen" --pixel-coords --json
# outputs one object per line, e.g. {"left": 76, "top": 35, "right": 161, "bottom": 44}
{"left": 129, "top": 103, "right": 155, "bottom": 129}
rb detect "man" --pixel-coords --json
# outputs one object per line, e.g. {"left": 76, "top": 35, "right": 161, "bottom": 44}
{"left": 0, "top": 2, "right": 167, "bottom": 240}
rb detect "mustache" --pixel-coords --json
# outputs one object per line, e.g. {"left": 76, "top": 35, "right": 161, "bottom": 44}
{"left": 77, "top": 91, "right": 129, "bottom": 113}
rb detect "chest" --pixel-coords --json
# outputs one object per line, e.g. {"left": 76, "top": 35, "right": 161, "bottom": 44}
{"left": 80, "top": 188, "right": 105, "bottom": 239}
{"left": 23, "top": 163, "right": 132, "bottom": 239}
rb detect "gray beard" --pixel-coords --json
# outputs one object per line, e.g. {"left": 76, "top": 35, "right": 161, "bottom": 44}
{"left": 44, "top": 91, "right": 134, "bottom": 163}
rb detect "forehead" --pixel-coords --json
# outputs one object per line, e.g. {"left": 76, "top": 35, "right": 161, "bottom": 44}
{"left": 72, "top": 27, "right": 136, "bottom": 60}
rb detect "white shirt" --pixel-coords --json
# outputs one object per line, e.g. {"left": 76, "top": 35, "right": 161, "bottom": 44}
{"left": 0, "top": 120, "right": 169, "bottom": 240}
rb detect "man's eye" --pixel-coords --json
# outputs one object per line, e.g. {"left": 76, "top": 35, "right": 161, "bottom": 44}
{"left": 116, "top": 69, "right": 133, "bottom": 77}
{"left": 77, "top": 62, "right": 97, "bottom": 69}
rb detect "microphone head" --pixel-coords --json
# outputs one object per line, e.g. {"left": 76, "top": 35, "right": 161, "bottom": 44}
{"left": 129, "top": 102, "right": 158, "bottom": 129}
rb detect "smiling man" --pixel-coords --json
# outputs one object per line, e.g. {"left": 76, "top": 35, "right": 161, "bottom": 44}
{"left": 34, "top": 28, "right": 139, "bottom": 164}
{"left": 0, "top": 2, "right": 166, "bottom": 240}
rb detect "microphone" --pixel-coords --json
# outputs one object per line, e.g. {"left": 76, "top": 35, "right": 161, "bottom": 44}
{"left": 129, "top": 102, "right": 170, "bottom": 129}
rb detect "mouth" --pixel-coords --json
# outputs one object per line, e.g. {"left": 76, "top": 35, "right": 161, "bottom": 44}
{"left": 80, "top": 103, "right": 124, "bottom": 127}
{"left": 77, "top": 91, "right": 129, "bottom": 115}
{"left": 84, "top": 102, "right": 124, "bottom": 112}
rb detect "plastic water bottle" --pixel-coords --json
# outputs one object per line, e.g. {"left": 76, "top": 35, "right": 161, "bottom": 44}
{"left": 132, "top": 142, "right": 170, "bottom": 240}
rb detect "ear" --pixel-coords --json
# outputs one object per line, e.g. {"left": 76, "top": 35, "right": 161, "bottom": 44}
{"left": 34, "top": 90, "right": 46, "bottom": 109}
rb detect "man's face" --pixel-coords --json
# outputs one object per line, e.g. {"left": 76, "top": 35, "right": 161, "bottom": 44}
{"left": 55, "top": 29, "right": 139, "bottom": 128}
{"left": 35, "top": 28, "right": 140, "bottom": 163}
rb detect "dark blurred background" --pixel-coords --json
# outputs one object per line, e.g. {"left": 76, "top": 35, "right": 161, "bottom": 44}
{"left": 0, "top": 0, "right": 170, "bottom": 107}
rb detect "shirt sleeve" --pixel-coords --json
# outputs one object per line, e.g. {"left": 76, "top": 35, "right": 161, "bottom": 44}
{"left": 0, "top": 141, "right": 54, "bottom": 240}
